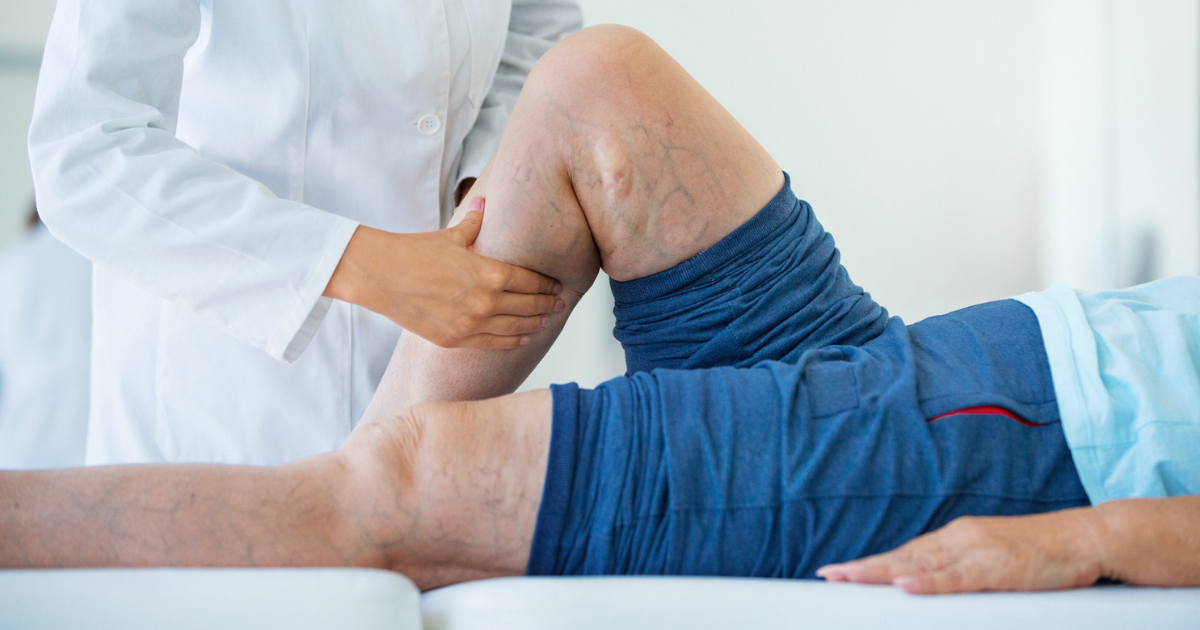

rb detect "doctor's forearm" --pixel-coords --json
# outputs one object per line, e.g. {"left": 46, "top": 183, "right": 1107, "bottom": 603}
{"left": 0, "top": 456, "right": 381, "bottom": 570}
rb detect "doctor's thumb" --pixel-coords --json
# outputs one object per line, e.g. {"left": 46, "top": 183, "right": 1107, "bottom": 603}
{"left": 448, "top": 197, "right": 485, "bottom": 248}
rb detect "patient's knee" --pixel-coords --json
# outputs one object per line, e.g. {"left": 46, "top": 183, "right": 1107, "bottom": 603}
{"left": 528, "top": 24, "right": 664, "bottom": 116}
{"left": 399, "top": 400, "right": 492, "bottom": 508}
{"left": 399, "top": 395, "right": 548, "bottom": 538}
{"left": 349, "top": 401, "right": 464, "bottom": 528}
{"left": 539, "top": 24, "right": 657, "bottom": 75}
{"left": 525, "top": 25, "right": 667, "bottom": 209}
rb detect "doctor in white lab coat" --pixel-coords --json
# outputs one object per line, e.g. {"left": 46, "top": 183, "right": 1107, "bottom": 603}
{"left": 28, "top": 0, "right": 583, "bottom": 466}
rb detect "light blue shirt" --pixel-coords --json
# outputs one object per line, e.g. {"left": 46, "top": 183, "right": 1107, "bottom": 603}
{"left": 1015, "top": 277, "right": 1200, "bottom": 504}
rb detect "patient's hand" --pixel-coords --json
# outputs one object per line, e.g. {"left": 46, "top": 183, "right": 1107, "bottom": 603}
{"left": 816, "top": 508, "right": 1102, "bottom": 594}
{"left": 817, "top": 497, "right": 1200, "bottom": 594}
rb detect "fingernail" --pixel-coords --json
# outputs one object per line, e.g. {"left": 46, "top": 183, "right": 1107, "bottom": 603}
{"left": 553, "top": 283, "right": 563, "bottom": 295}
{"left": 816, "top": 567, "right": 841, "bottom": 581}
{"left": 554, "top": 299, "right": 565, "bottom": 312}
{"left": 540, "top": 315, "right": 549, "bottom": 328}
{"left": 519, "top": 335, "right": 530, "bottom": 346}
{"left": 468, "top": 197, "right": 483, "bottom": 213}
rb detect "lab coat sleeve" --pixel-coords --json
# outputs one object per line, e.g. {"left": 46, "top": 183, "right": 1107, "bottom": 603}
{"left": 457, "top": 0, "right": 584, "bottom": 186}
{"left": 27, "top": 0, "right": 359, "bottom": 363}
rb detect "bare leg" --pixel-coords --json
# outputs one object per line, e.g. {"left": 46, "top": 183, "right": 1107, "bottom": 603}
{"left": 0, "top": 391, "right": 549, "bottom": 591}
{"left": 362, "top": 25, "right": 783, "bottom": 412}
{"left": 0, "top": 451, "right": 366, "bottom": 570}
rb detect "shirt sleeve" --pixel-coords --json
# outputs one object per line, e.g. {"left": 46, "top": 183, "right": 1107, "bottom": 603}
{"left": 456, "top": 0, "right": 584, "bottom": 186}
{"left": 27, "top": 0, "right": 359, "bottom": 363}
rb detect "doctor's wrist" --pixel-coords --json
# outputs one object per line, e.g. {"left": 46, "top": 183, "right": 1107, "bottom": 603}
{"left": 323, "top": 225, "right": 386, "bottom": 309}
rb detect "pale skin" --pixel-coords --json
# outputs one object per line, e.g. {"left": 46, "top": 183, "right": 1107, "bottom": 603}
{"left": 1, "top": 25, "right": 1198, "bottom": 594}
{"left": 322, "top": 196, "right": 566, "bottom": 351}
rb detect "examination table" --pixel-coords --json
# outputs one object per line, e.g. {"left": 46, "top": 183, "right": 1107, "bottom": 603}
{"left": 2, "top": 569, "right": 1199, "bottom": 629}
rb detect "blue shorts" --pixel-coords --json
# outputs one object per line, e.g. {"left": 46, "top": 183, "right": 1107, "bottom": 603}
{"left": 527, "top": 176, "right": 1089, "bottom": 578}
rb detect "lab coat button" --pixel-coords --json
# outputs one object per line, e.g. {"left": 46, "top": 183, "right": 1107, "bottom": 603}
{"left": 418, "top": 114, "right": 442, "bottom": 135}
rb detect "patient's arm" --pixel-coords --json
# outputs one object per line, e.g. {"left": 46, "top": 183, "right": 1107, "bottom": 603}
{"left": 360, "top": 24, "right": 782, "bottom": 414}
{"left": 817, "top": 496, "right": 1200, "bottom": 594}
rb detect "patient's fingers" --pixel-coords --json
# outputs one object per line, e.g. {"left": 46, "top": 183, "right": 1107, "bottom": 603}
{"left": 893, "top": 567, "right": 983, "bottom": 595}
{"left": 818, "top": 529, "right": 951, "bottom": 584}
{"left": 817, "top": 542, "right": 938, "bottom": 585}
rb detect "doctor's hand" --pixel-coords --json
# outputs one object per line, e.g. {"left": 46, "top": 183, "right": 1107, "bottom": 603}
{"left": 324, "top": 197, "right": 563, "bottom": 349}
{"left": 815, "top": 497, "right": 1200, "bottom": 594}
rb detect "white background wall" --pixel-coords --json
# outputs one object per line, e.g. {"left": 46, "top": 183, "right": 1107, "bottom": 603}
{"left": 1040, "top": 0, "right": 1200, "bottom": 291}
{"left": 531, "top": 0, "right": 1056, "bottom": 390}
{"left": 528, "top": 0, "right": 1060, "bottom": 390}
{"left": 0, "top": 0, "right": 53, "bottom": 245}
{"left": 0, "top": 1, "right": 1196, "bottom": 393}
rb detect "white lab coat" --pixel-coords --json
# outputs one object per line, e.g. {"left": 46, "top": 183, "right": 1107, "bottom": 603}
{"left": 28, "top": 0, "right": 582, "bottom": 465}
{"left": 0, "top": 225, "right": 92, "bottom": 470}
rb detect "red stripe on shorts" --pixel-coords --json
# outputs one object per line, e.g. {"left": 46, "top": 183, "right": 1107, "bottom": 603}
{"left": 926, "top": 405, "right": 1039, "bottom": 427}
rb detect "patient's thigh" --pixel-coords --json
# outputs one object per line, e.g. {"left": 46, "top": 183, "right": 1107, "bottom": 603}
{"left": 531, "top": 309, "right": 1086, "bottom": 578}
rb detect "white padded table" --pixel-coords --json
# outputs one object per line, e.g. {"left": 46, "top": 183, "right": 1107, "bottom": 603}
{"left": 0, "top": 569, "right": 421, "bottom": 630}
{"left": 422, "top": 576, "right": 1200, "bottom": 630}
{"left": 3, "top": 570, "right": 1200, "bottom": 629}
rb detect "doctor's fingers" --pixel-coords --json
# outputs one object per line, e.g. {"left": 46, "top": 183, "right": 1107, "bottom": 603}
{"left": 458, "top": 332, "right": 535, "bottom": 350}
{"left": 485, "top": 260, "right": 562, "bottom": 296}
{"left": 492, "top": 292, "right": 564, "bottom": 318}
{"left": 477, "top": 314, "right": 552, "bottom": 338}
